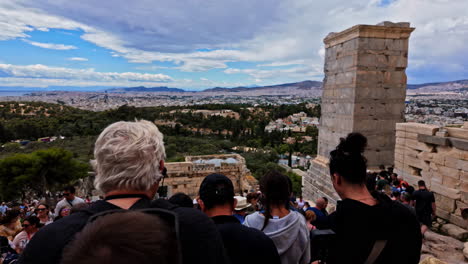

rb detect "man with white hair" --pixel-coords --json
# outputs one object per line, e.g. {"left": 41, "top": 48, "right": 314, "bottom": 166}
{"left": 20, "top": 120, "right": 228, "bottom": 264}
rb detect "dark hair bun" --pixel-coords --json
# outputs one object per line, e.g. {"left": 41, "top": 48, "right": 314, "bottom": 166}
{"left": 337, "top": 133, "right": 367, "bottom": 154}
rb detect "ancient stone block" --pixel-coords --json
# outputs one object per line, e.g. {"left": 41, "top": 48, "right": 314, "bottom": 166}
{"left": 431, "top": 183, "right": 461, "bottom": 200}
{"left": 441, "top": 223, "right": 468, "bottom": 240}
{"left": 447, "top": 127, "right": 468, "bottom": 140}
{"left": 438, "top": 165, "right": 460, "bottom": 180}
{"left": 396, "top": 122, "right": 439, "bottom": 135}
{"left": 436, "top": 208, "right": 451, "bottom": 220}
{"left": 449, "top": 215, "right": 468, "bottom": 230}
{"left": 443, "top": 176, "right": 460, "bottom": 189}
{"left": 405, "top": 139, "right": 434, "bottom": 152}
{"left": 418, "top": 134, "right": 451, "bottom": 146}
{"left": 450, "top": 138, "right": 468, "bottom": 151}
{"left": 434, "top": 193, "right": 456, "bottom": 212}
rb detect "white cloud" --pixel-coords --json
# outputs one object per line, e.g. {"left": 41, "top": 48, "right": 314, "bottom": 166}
{"left": 0, "top": 63, "right": 173, "bottom": 87}
{"left": 23, "top": 39, "right": 77, "bottom": 50}
{"left": 0, "top": 0, "right": 467, "bottom": 85}
{"left": 68, "top": 57, "right": 88, "bottom": 61}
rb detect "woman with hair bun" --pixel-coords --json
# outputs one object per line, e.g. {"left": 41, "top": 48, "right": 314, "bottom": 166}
{"left": 327, "top": 133, "right": 422, "bottom": 264}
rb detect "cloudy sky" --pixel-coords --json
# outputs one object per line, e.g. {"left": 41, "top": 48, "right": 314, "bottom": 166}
{"left": 0, "top": 0, "right": 467, "bottom": 90}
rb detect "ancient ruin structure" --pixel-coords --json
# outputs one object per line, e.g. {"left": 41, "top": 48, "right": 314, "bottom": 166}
{"left": 164, "top": 154, "right": 257, "bottom": 198}
{"left": 395, "top": 122, "right": 468, "bottom": 229}
{"left": 303, "top": 22, "right": 415, "bottom": 203}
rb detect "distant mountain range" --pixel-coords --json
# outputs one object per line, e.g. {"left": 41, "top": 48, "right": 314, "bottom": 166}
{"left": 109, "top": 79, "right": 468, "bottom": 93}
{"left": 1, "top": 79, "right": 467, "bottom": 94}
{"left": 109, "top": 86, "right": 186, "bottom": 93}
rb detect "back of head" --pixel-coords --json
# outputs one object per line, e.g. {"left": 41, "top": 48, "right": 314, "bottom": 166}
{"left": 168, "top": 193, "right": 193, "bottom": 208}
{"left": 93, "top": 120, "right": 166, "bottom": 194}
{"left": 199, "top": 174, "right": 235, "bottom": 210}
{"left": 260, "top": 171, "right": 291, "bottom": 208}
{"left": 329, "top": 133, "right": 368, "bottom": 184}
{"left": 305, "top": 210, "right": 316, "bottom": 222}
{"left": 417, "top": 180, "right": 426, "bottom": 188}
{"left": 61, "top": 211, "right": 178, "bottom": 264}
{"left": 1, "top": 209, "right": 19, "bottom": 225}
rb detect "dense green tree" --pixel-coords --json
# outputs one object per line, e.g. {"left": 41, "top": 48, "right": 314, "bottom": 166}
{"left": 0, "top": 148, "right": 88, "bottom": 200}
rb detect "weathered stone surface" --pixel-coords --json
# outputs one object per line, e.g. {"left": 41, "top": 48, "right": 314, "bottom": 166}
{"left": 435, "top": 193, "right": 456, "bottom": 213}
{"left": 447, "top": 127, "right": 468, "bottom": 140}
{"left": 431, "top": 183, "right": 461, "bottom": 200}
{"left": 441, "top": 224, "right": 468, "bottom": 241}
{"left": 396, "top": 122, "right": 439, "bottom": 135}
{"left": 164, "top": 154, "right": 256, "bottom": 198}
{"left": 422, "top": 231, "right": 466, "bottom": 264}
{"left": 418, "top": 134, "right": 451, "bottom": 146}
{"left": 464, "top": 242, "right": 468, "bottom": 260}
{"left": 451, "top": 138, "right": 468, "bottom": 151}
{"left": 304, "top": 22, "right": 414, "bottom": 203}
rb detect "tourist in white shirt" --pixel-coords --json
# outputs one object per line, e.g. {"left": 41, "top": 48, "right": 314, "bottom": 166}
{"left": 12, "top": 216, "right": 40, "bottom": 254}
{"left": 54, "top": 186, "right": 85, "bottom": 217}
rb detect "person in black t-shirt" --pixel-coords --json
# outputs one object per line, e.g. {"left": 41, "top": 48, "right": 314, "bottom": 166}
{"left": 198, "top": 173, "right": 280, "bottom": 264}
{"left": 412, "top": 180, "right": 436, "bottom": 235}
{"left": 326, "top": 133, "right": 422, "bottom": 264}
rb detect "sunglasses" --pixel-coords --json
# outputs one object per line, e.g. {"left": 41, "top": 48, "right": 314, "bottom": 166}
{"left": 87, "top": 208, "right": 182, "bottom": 264}
{"left": 22, "top": 224, "right": 30, "bottom": 227}
{"left": 63, "top": 193, "right": 70, "bottom": 196}
{"left": 36, "top": 208, "right": 47, "bottom": 211}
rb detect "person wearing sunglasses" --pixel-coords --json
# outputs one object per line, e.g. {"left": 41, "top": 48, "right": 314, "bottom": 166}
{"left": 35, "top": 204, "right": 53, "bottom": 226}
{"left": 12, "top": 216, "right": 40, "bottom": 254}
{"left": 54, "top": 186, "right": 85, "bottom": 218}
{"left": 20, "top": 120, "right": 228, "bottom": 264}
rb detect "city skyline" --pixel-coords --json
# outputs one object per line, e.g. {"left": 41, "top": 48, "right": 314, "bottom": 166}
{"left": 0, "top": 0, "right": 467, "bottom": 90}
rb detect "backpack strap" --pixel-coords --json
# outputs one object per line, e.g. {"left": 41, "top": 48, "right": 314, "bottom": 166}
{"left": 364, "top": 240, "right": 387, "bottom": 264}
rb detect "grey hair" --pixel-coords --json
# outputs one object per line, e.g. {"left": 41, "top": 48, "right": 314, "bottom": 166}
{"left": 93, "top": 120, "right": 166, "bottom": 194}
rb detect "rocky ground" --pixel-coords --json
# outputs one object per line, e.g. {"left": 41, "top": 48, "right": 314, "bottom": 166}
{"left": 420, "top": 231, "right": 467, "bottom": 264}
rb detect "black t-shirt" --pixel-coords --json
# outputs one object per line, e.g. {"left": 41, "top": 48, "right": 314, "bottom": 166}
{"left": 19, "top": 198, "right": 228, "bottom": 264}
{"left": 327, "top": 192, "right": 422, "bottom": 264}
{"left": 412, "top": 189, "right": 435, "bottom": 216}
{"left": 212, "top": 215, "right": 281, "bottom": 264}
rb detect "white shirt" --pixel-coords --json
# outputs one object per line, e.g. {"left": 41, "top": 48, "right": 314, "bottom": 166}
{"left": 12, "top": 231, "right": 35, "bottom": 252}
{"left": 54, "top": 197, "right": 85, "bottom": 217}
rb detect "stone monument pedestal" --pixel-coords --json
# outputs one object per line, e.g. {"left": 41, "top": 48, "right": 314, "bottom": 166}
{"left": 303, "top": 22, "right": 415, "bottom": 204}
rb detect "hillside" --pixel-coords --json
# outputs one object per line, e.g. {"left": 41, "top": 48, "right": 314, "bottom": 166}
{"left": 407, "top": 79, "right": 468, "bottom": 92}
{"left": 202, "top": 80, "right": 322, "bottom": 92}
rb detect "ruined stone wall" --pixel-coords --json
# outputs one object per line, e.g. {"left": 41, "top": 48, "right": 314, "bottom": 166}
{"left": 395, "top": 122, "right": 468, "bottom": 229}
{"left": 164, "top": 154, "right": 256, "bottom": 198}
{"left": 303, "top": 22, "right": 414, "bottom": 204}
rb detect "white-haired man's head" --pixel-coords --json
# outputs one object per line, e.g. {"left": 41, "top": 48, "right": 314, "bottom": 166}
{"left": 93, "top": 120, "right": 166, "bottom": 194}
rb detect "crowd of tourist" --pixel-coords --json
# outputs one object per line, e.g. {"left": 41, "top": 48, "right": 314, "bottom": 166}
{"left": 0, "top": 120, "right": 433, "bottom": 263}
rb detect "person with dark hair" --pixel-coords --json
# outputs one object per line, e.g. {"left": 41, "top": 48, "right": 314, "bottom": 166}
{"left": 21, "top": 120, "right": 228, "bottom": 264}
{"left": 246, "top": 192, "right": 260, "bottom": 212}
{"left": 327, "top": 133, "right": 422, "bottom": 264}
{"left": 61, "top": 211, "right": 179, "bottom": 264}
{"left": 12, "top": 216, "right": 40, "bottom": 253}
{"left": 35, "top": 204, "right": 53, "bottom": 226}
{"left": 376, "top": 171, "right": 390, "bottom": 191}
{"left": 168, "top": 193, "right": 193, "bottom": 208}
{"left": 401, "top": 193, "right": 416, "bottom": 215}
{"left": 412, "top": 180, "right": 436, "bottom": 235}
{"left": 244, "top": 171, "right": 310, "bottom": 264}
{"left": 0, "top": 210, "right": 22, "bottom": 241}
{"left": 54, "top": 186, "right": 85, "bottom": 217}
{"left": 198, "top": 173, "right": 280, "bottom": 264}
{"left": 392, "top": 191, "right": 401, "bottom": 202}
